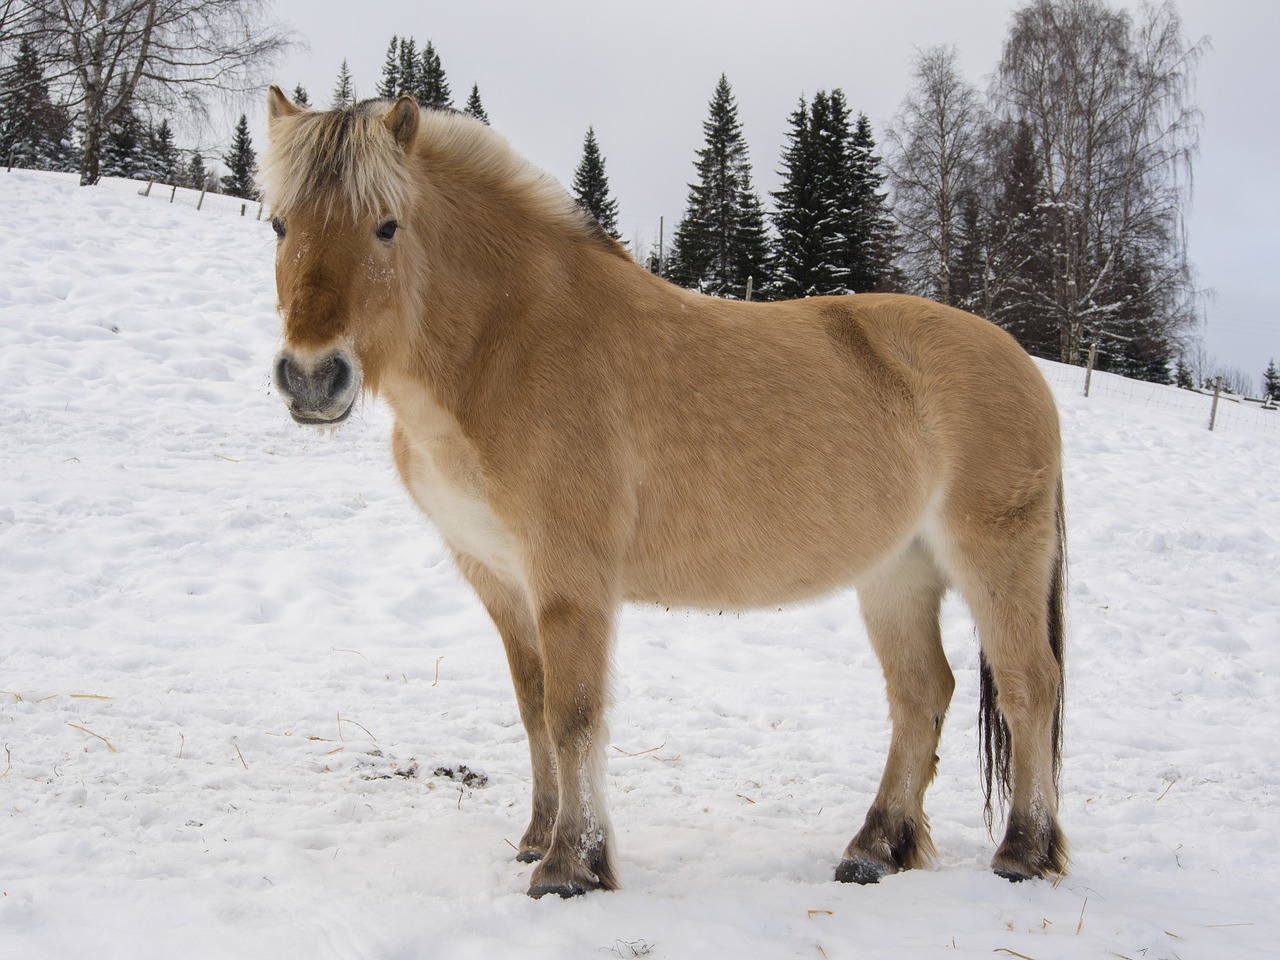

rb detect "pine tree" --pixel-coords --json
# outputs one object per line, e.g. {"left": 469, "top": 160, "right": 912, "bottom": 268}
{"left": 185, "top": 152, "right": 208, "bottom": 190}
{"left": 397, "top": 38, "right": 420, "bottom": 99}
{"left": 0, "top": 38, "right": 74, "bottom": 172}
{"left": 100, "top": 106, "right": 146, "bottom": 179}
{"left": 986, "top": 119, "right": 1055, "bottom": 356}
{"left": 418, "top": 41, "right": 452, "bottom": 109}
{"left": 221, "top": 114, "right": 256, "bottom": 199}
{"left": 331, "top": 59, "right": 355, "bottom": 108}
{"left": 148, "top": 120, "right": 180, "bottom": 184}
{"left": 464, "top": 84, "right": 489, "bottom": 125}
{"left": 951, "top": 190, "right": 987, "bottom": 313}
{"left": 1263, "top": 359, "right": 1280, "bottom": 400}
{"left": 810, "top": 89, "right": 855, "bottom": 295}
{"left": 377, "top": 37, "right": 401, "bottom": 99}
{"left": 670, "top": 74, "right": 771, "bottom": 299}
{"left": 771, "top": 95, "right": 836, "bottom": 299}
{"left": 845, "top": 112, "right": 901, "bottom": 293}
{"left": 1174, "top": 354, "right": 1194, "bottom": 389}
{"left": 292, "top": 84, "right": 310, "bottom": 107}
{"left": 572, "top": 127, "right": 621, "bottom": 240}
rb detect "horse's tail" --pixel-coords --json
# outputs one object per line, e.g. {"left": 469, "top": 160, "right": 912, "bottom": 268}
{"left": 980, "top": 472, "right": 1067, "bottom": 830}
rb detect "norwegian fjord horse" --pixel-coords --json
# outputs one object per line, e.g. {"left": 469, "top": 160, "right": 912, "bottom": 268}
{"left": 261, "top": 88, "right": 1068, "bottom": 898}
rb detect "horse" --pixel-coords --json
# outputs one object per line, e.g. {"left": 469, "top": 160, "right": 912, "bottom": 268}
{"left": 259, "top": 87, "right": 1068, "bottom": 899}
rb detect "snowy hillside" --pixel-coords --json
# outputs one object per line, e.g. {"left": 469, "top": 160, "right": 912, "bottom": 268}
{"left": 2, "top": 170, "right": 1278, "bottom": 960}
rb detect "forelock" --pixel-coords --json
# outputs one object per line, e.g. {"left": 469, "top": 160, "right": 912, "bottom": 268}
{"left": 259, "top": 100, "right": 414, "bottom": 219}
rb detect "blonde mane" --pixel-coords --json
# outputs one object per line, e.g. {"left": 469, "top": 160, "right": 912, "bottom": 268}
{"left": 260, "top": 97, "right": 610, "bottom": 248}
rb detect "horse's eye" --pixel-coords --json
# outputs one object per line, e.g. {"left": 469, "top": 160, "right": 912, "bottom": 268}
{"left": 270, "top": 216, "right": 286, "bottom": 239}
{"left": 376, "top": 219, "right": 399, "bottom": 242}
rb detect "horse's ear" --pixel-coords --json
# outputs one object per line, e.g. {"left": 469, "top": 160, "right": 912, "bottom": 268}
{"left": 267, "top": 85, "right": 301, "bottom": 126}
{"left": 386, "top": 95, "right": 421, "bottom": 151}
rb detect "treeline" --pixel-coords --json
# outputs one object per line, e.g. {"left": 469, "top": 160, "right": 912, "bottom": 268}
{"left": 0, "top": 0, "right": 288, "bottom": 186}
{"left": 313, "top": 2, "right": 1209, "bottom": 382}
{"left": 0, "top": 35, "right": 254, "bottom": 195}
{"left": 2, "top": 0, "right": 1235, "bottom": 385}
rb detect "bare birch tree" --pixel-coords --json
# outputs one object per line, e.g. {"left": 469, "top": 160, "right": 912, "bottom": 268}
{"left": 993, "top": 0, "right": 1206, "bottom": 365}
{"left": 19, "top": 0, "right": 291, "bottom": 184}
{"left": 885, "top": 45, "right": 988, "bottom": 306}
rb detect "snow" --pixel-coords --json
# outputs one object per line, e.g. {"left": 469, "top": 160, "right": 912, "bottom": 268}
{"left": 3, "top": 169, "right": 1278, "bottom": 959}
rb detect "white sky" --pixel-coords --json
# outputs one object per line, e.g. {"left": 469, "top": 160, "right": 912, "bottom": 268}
{"left": 260, "top": 0, "right": 1278, "bottom": 383}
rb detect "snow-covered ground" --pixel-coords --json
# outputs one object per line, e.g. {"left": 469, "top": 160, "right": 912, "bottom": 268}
{"left": 2, "top": 170, "right": 1278, "bottom": 959}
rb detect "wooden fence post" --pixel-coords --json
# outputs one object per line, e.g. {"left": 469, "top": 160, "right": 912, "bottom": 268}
{"left": 142, "top": 180, "right": 153, "bottom": 197}
{"left": 1209, "top": 375, "right": 1223, "bottom": 431}
{"left": 170, "top": 184, "right": 177, "bottom": 203}
{"left": 745, "top": 276, "right": 754, "bottom": 302}
{"left": 1083, "top": 342, "right": 1099, "bottom": 397}
{"left": 197, "top": 186, "right": 207, "bottom": 211}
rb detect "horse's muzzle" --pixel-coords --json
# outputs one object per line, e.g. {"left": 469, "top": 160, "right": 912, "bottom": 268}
{"left": 273, "top": 348, "right": 361, "bottom": 425}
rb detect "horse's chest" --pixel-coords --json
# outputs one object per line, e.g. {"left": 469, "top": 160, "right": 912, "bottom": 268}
{"left": 396, "top": 428, "right": 524, "bottom": 585}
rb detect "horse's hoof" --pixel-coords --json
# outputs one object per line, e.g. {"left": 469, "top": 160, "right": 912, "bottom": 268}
{"left": 835, "top": 857, "right": 891, "bottom": 885}
{"left": 527, "top": 881, "right": 587, "bottom": 900}
{"left": 993, "top": 865, "right": 1031, "bottom": 883}
{"left": 515, "top": 849, "right": 544, "bottom": 864}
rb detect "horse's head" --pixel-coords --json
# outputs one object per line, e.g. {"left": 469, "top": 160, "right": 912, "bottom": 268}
{"left": 261, "top": 86, "right": 421, "bottom": 425}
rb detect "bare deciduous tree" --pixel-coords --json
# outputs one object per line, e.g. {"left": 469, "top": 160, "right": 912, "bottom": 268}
{"left": 20, "top": 0, "right": 291, "bottom": 184}
{"left": 993, "top": 0, "right": 1207, "bottom": 365}
{"left": 885, "top": 45, "right": 988, "bottom": 306}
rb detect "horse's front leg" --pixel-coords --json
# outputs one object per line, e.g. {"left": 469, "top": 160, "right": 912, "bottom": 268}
{"left": 525, "top": 591, "right": 619, "bottom": 898}
{"left": 454, "top": 555, "right": 558, "bottom": 862}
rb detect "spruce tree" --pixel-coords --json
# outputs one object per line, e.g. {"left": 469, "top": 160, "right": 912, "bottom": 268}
{"left": 221, "top": 114, "right": 256, "bottom": 199}
{"left": 292, "top": 84, "right": 310, "bottom": 107}
{"left": 845, "top": 112, "right": 900, "bottom": 293}
{"left": 377, "top": 37, "right": 401, "bottom": 98}
{"left": 148, "top": 120, "right": 180, "bottom": 184}
{"left": 100, "top": 106, "right": 146, "bottom": 179}
{"left": 670, "top": 74, "right": 771, "bottom": 299}
{"left": 0, "top": 38, "right": 74, "bottom": 172}
{"left": 951, "top": 192, "right": 987, "bottom": 313}
{"left": 987, "top": 119, "right": 1055, "bottom": 355}
{"left": 331, "top": 59, "right": 355, "bottom": 108}
{"left": 1263, "top": 359, "right": 1280, "bottom": 400}
{"left": 417, "top": 41, "right": 452, "bottom": 109}
{"left": 1174, "top": 355, "right": 1194, "bottom": 389}
{"left": 395, "top": 39, "right": 418, "bottom": 99}
{"left": 186, "top": 152, "right": 208, "bottom": 190}
{"left": 771, "top": 95, "right": 836, "bottom": 299}
{"left": 810, "top": 89, "right": 854, "bottom": 295}
{"left": 572, "top": 127, "right": 621, "bottom": 240}
{"left": 464, "top": 84, "right": 489, "bottom": 125}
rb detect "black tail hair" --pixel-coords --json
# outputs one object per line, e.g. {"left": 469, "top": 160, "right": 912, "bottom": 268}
{"left": 980, "top": 476, "right": 1066, "bottom": 831}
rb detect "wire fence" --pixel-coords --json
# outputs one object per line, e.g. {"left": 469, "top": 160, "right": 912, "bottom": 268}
{"left": 127, "top": 177, "right": 266, "bottom": 220}
{"left": 1036, "top": 358, "right": 1280, "bottom": 437}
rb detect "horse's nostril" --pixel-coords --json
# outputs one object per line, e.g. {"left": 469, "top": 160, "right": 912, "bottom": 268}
{"left": 274, "top": 353, "right": 302, "bottom": 397}
{"left": 321, "top": 354, "right": 353, "bottom": 400}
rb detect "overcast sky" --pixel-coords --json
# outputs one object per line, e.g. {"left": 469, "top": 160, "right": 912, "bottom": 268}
{"left": 262, "top": 0, "right": 1278, "bottom": 385}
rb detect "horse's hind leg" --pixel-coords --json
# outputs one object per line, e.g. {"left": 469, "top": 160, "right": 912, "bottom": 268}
{"left": 838, "top": 541, "right": 953, "bottom": 884}
{"left": 454, "top": 555, "right": 558, "bottom": 863}
{"left": 946, "top": 503, "right": 1068, "bottom": 881}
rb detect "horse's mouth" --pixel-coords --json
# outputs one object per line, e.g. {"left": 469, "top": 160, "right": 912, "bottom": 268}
{"left": 288, "top": 401, "right": 354, "bottom": 426}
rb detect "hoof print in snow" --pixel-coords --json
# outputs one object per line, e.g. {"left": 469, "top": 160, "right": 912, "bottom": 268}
{"left": 433, "top": 764, "right": 488, "bottom": 788}
{"left": 358, "top": 755, "right": 420, "bottom": 781}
